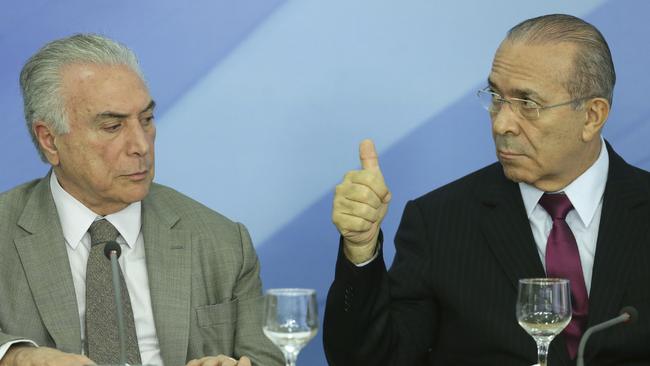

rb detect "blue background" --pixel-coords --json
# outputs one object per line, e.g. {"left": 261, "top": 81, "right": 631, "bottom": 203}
{"left": 2, "top": 1, "right": 649, "bottom": 364}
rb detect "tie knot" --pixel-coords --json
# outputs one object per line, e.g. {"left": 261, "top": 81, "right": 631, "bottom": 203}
{"left": 539, "top": 193, "right": 574, "bottom": 220}
{"left": 88, "top": 219, "right": 120, "bottom": 246}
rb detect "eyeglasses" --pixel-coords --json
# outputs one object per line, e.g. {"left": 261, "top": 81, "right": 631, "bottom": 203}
{"left": 477, "top": 87, "right": 589, "bottom": 121}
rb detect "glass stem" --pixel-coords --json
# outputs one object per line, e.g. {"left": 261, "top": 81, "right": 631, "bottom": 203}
{"left": 283, "top": 350, "right": 299, "bottom": 366}
{"left": 536, "top": 340, "right": 550, "bottom": 366}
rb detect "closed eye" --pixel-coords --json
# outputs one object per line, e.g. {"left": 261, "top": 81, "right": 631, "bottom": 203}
{"left": 519, "top": 99, "right": 541, "bottom": 109}
{"left": 141, "top": 115, "right": 155, "bottom": 126}
{"left": 103, "top": 123, "right": 122, "bottom": 132}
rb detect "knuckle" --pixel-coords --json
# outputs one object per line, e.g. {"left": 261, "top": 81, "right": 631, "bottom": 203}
{"left": 332, "top": 215, "right": 342, "bottom": 226}
{"left": 361, "top": 205, "right": 375, "bottom": 221}
{"left": 332, "top": 197, "right": 344, "bottom": 210}
{"left": 351, "top": 216, "right": 369, "bottom": 230}
{"left": 362, "top": 188, "right": 376, "bottom": 203}
{"left": 368, "top": 207, "right": 380, "bottom": 221}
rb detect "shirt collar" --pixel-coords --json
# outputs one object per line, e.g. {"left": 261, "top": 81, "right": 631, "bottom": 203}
{"left": 519, "top": 139, "right": 609, "bottom": 227}
{"left": 49, "top": 172, "right": 142, "bottom": 250}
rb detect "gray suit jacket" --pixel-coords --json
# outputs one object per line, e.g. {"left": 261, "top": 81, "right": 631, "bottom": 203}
{"left": 0, "top": 176, "right": 283, "bottom": 366}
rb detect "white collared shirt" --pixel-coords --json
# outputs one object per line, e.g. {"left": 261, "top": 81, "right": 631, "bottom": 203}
{"left": 519, "top": 140, "right": 609, "bottom": 294}
{"left": 0, "top": 173, "right": 164, "bottom": 365}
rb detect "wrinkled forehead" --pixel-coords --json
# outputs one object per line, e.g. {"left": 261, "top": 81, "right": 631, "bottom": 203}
{"left": 60, "top": 63, "right": 151, "bottom": 116}
{"left": 489, "top": 40, "right": 577, "bottom": 99}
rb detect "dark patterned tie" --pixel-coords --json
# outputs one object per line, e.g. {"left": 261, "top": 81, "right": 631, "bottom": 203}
{"left": 86, "top": 219, "right": 142, "bottom": 365}
{"left": 539, "top": 193, "right": 589, "bottom": 360}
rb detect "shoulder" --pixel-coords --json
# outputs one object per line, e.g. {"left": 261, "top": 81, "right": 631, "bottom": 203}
{"left": 606, "top": 144, "right": 650, "bottom": 192}
{"left": 413, "top": 162, "right": 503, "bottom": 207}
{"left": 0, "top": 178, "right": 43, "bottom": 222}
{"left": 145, "top": 182, "right": 243, "bottom": 235}
{"left": 621, "top": 160, "right": 650, "bottom": 183}
{"left": 626, "top": 164, "right": 650, "bottom": 183}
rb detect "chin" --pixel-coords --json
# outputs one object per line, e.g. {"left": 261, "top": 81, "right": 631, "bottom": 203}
{"left": 123, "top": 182, "right": 152, "bottom": 203}
{"left": 501, "top": 165, "right": 532, "bottom": 184}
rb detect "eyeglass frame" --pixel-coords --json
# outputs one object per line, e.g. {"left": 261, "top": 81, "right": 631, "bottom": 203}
{"left": 476, "top": 87, "right": 594, "bottom": 120}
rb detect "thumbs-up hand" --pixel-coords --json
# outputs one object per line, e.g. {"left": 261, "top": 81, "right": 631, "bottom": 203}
{"left": 332, "top": 139, "right": 392, "bottom": 264}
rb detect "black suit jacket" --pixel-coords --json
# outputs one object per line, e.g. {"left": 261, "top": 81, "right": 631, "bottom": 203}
{"left": 324, "top": 145, "right": 650, "bottom": 365}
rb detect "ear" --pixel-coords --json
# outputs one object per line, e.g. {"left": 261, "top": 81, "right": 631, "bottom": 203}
{"left": 33, "top": 121, "right": 61, "bottom": 165}
{"left": 582, "top": 97, "right": 609, "bottom": 142}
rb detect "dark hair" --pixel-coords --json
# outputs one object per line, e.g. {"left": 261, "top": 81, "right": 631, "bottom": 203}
{"left": 506, "top": 14, "right": 615, "bottom": 106}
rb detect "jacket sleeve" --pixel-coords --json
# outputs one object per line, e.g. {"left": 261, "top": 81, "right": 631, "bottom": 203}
{"left": 231, "top": 223, "right": 284, "bottom": 366}
{"left": 324, "top": 200, "right": 437, "bottom": 366}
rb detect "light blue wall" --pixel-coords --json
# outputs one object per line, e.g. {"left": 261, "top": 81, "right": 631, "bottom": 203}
{"left": 3, "top": 1, "right": 648, "bottom": 364}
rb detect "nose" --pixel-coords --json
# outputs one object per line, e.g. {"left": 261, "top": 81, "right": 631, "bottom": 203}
{"left": 491, "top": 102, "right": 521, "bottom": 136}
{"left": 126, "top": 119, "right": 152, "bottom": 157}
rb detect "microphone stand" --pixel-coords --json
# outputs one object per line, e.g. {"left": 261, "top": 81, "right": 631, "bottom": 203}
{"left": 576, "top": 307, "right": 638, "bottom": 366}
{"left": 109, "top": 249, "right": 128, "bottom": 366}
{"left": 104, "top": 241, "right": 129, "bottom": 366}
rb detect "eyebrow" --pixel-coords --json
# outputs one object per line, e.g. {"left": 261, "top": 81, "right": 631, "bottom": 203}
{"left": 487, "top": 79, "right": 546, "bottom": 103}
{"left": 94, "top": 100, "right": 156, "bottom": 122}
{"left": 141, "top": 100, "right": 156, "bottom": 114}
{"left": 511, "top": 88, "right": 545, "bottom": 103}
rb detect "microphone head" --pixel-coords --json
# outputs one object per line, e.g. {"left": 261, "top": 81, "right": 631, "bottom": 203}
{"left": 620, "top": 306, "right": 639, "bottom": 324}
{"left": 103, "top": 241, "right": 122, "bottom": 260}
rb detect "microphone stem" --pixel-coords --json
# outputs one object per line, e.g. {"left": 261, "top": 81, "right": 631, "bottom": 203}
{"left": 576, "top": 313, "right": 629, "bottom": 366}
{"left": 110, "top": 251, "right": 128, "bottom": 366}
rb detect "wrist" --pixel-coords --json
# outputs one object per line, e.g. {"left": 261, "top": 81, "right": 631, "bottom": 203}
{"left": 343, "top": 238, "right": 378, "bottom": 264}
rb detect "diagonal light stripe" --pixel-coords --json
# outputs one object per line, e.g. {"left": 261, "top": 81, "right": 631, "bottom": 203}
{"left": 155, "top": 0, "right": 607, "bottom": 246}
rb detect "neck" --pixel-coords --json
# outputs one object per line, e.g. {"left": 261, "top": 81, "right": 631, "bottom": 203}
{"left": 534, "top": 139, "right": 602, "bottom": 192}
{"left": 52, "top": 168, "right": 128, "bottom": 216}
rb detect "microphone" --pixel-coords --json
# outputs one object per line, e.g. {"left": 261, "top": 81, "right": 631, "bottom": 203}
{"left": 103, "top": 241, "right": 128, "bottom": 366}
{"left": 576, "top": 306, "right": 638, "bottom": 366}
{"left": 104, "top": 241, "right": 122, "bottom": 260}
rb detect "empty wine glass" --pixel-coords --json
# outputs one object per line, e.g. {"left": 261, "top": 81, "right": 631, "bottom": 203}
{"left": 263, "top": 288, "right": 318, "bottom": 366}
{"left": 517, "top": 278, "right": 571, "bottom": 366}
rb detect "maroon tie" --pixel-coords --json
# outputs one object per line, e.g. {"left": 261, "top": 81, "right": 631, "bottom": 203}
{"left": 539, "top": 193, "right": 589, "bottom": 359}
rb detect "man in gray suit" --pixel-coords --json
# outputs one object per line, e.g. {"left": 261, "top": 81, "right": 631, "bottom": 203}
{"left": 0, "top": 34, "right": 283, "bottom": 366}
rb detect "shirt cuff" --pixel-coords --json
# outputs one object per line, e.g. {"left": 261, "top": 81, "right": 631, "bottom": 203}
{"left": 0, "top": 340, "right": 38, "bottom": 363}
{"left": 351, "top": 231, "right": 383, "bottom": 267}
{"left": 354, "top": 248, "right": 379, "bottom": 267}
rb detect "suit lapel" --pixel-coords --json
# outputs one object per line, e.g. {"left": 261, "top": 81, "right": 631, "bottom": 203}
{"left": 479, "top": 166, "right": 546, "bottom": 288}
{"left": 478, "top": 165, "right": 570, "bottom": 366}
{"left": 142, "top": 189, "right": 192, "bottom": 366}
{"left": 584, "top": 146, "right": 650, "bottom": 360}
{"left": 14, "top": 176, "right": 82, "bottom": 353}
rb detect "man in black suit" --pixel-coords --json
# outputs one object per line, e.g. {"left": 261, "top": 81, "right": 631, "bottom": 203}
{"left": 324, "top": 14, "right": 650, "bottom": 365}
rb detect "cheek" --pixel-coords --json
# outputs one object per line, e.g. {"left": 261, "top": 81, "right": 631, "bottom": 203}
{"left": 83, "top": 145, "right": 124, "bottom": 180}
{"left": 528, "top": 131, "right": 576, "bottom": 174}
{"left": 520, "top": 121, "right": 565, "bottom": 165}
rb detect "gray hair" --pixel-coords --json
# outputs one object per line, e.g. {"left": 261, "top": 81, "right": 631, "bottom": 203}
{"left": 506, "top": 14, "right": 615, "bottom": 107}
{"left": 19, "top": 33, "right": 144, "bottom": 162}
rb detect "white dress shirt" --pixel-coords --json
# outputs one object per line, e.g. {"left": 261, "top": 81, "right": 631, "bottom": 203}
{"left": 0, "top": 173, "right": 164, "bottom": 365}
{"left": 519, "top": 140, "right": 609, "bottom": 294}
{"left": 356, "top": 141, "right": 610, "bottom": 284}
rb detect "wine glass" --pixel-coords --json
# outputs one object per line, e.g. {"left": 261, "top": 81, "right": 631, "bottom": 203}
{"left": 263, "top": 288, "right": 319, "bottom": 366}
{"left": 517, "top": 278, "right": 571, "bottom": 366}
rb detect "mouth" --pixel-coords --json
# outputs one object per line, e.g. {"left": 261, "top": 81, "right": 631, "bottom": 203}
{"left": 497, "top": 150, "right": 524, "bottom": 160}
{"left": 125, "top": 170, "right": 149, "bottom": 181}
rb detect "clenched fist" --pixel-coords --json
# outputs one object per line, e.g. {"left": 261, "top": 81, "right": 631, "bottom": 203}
{"left": 332, "top": 139, "right": 391, "bottom": 264}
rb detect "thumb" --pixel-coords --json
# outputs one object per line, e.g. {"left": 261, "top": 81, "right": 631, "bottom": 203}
{"left": 359, "top": 139, "right": 380, "bottom": 170}
{"left": 238, "top": 356, "right": 252, "bottom": 366}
